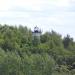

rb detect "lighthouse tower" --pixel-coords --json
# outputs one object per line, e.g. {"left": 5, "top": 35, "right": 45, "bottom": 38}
{"left": 32, "top": 26, "right": 41, "bottom": 40}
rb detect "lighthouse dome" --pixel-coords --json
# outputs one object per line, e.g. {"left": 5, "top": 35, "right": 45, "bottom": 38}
{"left": 34, "top": 26, "right": 41, "bottom": 33}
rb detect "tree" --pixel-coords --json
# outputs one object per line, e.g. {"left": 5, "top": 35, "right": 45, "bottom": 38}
{"left": 63, "top": 35, "right": 74, "bottom": 49}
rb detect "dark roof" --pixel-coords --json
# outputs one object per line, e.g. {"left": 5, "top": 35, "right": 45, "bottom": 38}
{"left": 32, "top": 26, "right": 41, "bottom": 33}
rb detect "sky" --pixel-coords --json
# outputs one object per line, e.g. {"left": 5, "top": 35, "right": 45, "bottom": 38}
{"left": 0, "top": 0, "right": 75, "bottom": 39}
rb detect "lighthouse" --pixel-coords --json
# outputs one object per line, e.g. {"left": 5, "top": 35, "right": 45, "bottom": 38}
{"left": 32, "top": 26, "right": 41, "bottom": 39}
{"left": 32, "top": 26, "right": 41, "bottom": 46}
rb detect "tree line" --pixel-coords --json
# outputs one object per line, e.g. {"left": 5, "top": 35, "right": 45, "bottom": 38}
{"left": 0, "top": 24, "right": 75, "bottom": 75}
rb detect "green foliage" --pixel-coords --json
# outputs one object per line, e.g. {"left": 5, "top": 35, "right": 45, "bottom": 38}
{"left": 0, "top": 25, "right": 74, "bottom": 75}
{"left": 63, "top": 35, "right": 74, "bottom": 49}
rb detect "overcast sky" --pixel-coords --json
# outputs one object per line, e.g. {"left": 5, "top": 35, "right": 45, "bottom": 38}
{"left": 0, "top": 0, "right": 75, "bottom": 39}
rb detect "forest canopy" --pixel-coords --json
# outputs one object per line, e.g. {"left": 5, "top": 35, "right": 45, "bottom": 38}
{"left": 0, "top": 24, "right": 75, "bottom": 75}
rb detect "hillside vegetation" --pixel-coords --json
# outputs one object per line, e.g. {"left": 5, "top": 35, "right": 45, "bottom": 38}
{"left": 0, "top": 25, "right": 75, "bottom": 75}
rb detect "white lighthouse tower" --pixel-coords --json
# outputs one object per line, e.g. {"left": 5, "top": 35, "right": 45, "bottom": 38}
{"left": 32, "top": 26, "right": 41, "bottom": 39}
